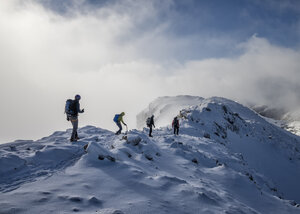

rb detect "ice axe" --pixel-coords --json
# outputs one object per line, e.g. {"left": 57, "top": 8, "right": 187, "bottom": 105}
{"left": 125, "top": 125, "right": 128, "bottom": 135}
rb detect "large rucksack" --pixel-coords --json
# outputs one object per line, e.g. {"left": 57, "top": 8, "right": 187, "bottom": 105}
{"left": 65, "top": 99, "right": 76, "bottom": 116}
{"left": 173, "top": 117, "right": 179, "bottom": 127}
{"left": 146, "top": 117, "right": 151, "bottom": 127}
{"left": 113, "top": 114, "right": 119, "bottom": 122}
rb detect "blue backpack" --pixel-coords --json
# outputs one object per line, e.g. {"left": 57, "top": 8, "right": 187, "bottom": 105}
{"left": 65, "top": 99, "right": 75, "bottom": 116}
{"left": 113, "top": 114, "right": 119, "bottom": 122}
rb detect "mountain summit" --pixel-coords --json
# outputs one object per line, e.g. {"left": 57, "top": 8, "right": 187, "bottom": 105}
{"left": 0, "top": 97, "right": 300, "bottom": 214}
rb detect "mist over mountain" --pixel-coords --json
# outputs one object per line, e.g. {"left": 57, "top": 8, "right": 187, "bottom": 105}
{"left": 0, "top": 1, "right": 300, "bottom": 213}
{"left": 1, "top": 0, "right": 300, "bottom": 144}
{"left": 137, "top": 95, "right": 300, "bottom": 137}
{"left": 1, "top": 96, "right": 300, "bottom": 213}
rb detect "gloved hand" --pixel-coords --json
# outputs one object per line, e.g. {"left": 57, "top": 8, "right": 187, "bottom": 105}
{"left": 82, "top": 109, "right": 85, "bottom": 113}
{"left": 67, "top": 117, "right": 69, "bottom": 121}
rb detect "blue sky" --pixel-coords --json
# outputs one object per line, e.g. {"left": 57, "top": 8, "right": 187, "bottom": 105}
{"left": 38, "top": 0, "right": 300, "bottom": 60}
{"left": 0, "top": 0, "right": 300, "bottom": 142}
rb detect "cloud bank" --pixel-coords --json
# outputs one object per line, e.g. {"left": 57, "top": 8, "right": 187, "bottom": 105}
{"left": 0, "top": 0, "right": 299, "bottom": 142}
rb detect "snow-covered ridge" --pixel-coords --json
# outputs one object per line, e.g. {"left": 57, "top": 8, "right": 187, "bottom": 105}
{"left": 136, "top": 95, "right": 204, "bottom": 129}
{"left": 137, "top": 95, "right": 300, "bottom": 137}
{"left": 251, "top": 105, "right": 300, "bottom": 136}
{"left": 179, "top": 98, "right": 300, "bottom": 197}
{"left": 1, "top": 97, "right": 300, "bottom": 213}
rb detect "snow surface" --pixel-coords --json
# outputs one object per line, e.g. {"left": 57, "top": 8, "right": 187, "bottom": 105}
{"left": 1, "top": 97, "right": 300, "bottom": 214}
{"left": 250, "top": 104, "right": 300, "bottom": 137}
{"left": 136, "top": 95, "right": 204, "bottom": 129}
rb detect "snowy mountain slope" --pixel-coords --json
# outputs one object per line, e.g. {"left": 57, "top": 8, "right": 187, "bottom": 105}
{"left": 281, "top": 109, "right": 300, "bottom": 136}
{"left": 284, "top": 121, "right": 300, "bottom": 136}
{"left": 0, "top": 97, "right": 300, "bottom": 214}
{"left": 137, "top": 96, "right": 300, "bottom": 137}
{"left": 177, "top": 97, "right": 300, "bottom": 202}
{"left": 250, "top": 105, "right": 300, "bottom": 136}
{"left": 136, "top": 95, "right": 204, "bottom": 129}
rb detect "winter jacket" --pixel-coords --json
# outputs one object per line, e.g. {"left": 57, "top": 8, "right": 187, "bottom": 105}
{"left": 118, "top": 113, "right": 126, "bottom": 125}
{"left": 149, "top": 116, "right": 155, "bottom": 127}
{"left": 172, "top": 118, "right": 179, "bottom": 127}
{"left": 73, "top": 100, "right": 84, "bottom": 116}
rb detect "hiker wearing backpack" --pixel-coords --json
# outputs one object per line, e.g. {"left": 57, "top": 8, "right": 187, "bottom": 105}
{"left": 146, "top": 115, "right": 155, "bottom": 137}
{"left": 172, "top": 116, "right": 179, "bottom": 135}
{"left": 65, "top": 94, "right": 84, "bottom": 142}
{"left": 113, "top": 112, "right": 127, "bottom": 135}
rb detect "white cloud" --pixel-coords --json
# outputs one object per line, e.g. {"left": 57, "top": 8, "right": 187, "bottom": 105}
{"left": 169, "top": 35, "right": 300, "bottom": 109}
{"left": 0, "top": 1, "right": 299, "bottom": 142}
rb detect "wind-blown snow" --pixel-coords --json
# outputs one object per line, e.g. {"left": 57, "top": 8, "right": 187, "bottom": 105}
{"left": 0, "top": 97, "right": 300, "bottom": 214}
{"left": 250, "top": 105, "right": 300, "bottom": 137}
{"left": 136, "top": 95, "right": 204, "bottom": 129}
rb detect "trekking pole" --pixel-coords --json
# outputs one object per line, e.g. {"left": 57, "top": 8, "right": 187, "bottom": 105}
{"left": 125, "top": 125, "right": 128, "bottom": 135}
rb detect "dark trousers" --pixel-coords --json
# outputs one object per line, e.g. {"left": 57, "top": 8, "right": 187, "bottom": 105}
{"left": 174, "top": 126, "right": 179, "bottom": 135}
{"left": 116, "top": 121, "right": 122, "bottom": 134}
{"left": 149, "top": 126, "right": 153, "bottom": 136}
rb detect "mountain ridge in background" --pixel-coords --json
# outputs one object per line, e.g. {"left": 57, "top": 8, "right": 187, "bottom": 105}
{"left": 0, "top": 96, "right": 300, "bottom": 213}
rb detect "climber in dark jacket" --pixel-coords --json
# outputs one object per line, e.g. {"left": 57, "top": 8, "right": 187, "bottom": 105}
{"left": 172, "top": 116, "right": 179, "bottom": 135}
{"left": 68, "top": 94, "right": 84, "bottom": 142}
{"left": 148, "top": 115, "right": 155, "bottom": 137}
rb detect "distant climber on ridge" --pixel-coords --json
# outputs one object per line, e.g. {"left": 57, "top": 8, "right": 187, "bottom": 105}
{"left": 113, "top": 112, "right": 127, "bottom": 135}
{"left": 146, "top": 115, "right": 155, "bottom": 137}
{"left": 172, "top": 116, "right": 179, "bottom": 135}
{"left": 65, "top": 94, "right": 84, "bottom": 142}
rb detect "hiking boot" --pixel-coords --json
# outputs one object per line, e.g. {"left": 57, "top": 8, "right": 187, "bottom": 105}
{"left": 70, "top": 138, "right": 77, "bottom": 142}
{"left": 149, "top": 135, "right": 153, "bottom": 137}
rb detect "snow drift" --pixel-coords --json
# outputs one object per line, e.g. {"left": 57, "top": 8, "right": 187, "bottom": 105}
{"left": 136, "top": 95, "right": 204, "bottom": 129}
{"left": 0, "top": 97, "right": 300, "bottom": 214}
